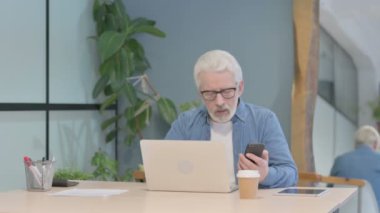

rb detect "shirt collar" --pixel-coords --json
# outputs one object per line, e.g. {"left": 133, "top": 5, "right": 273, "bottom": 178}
{"left": 233, "top": 99, "right": 246, "bottom": 123}
{"left": 356, "top": 144, "right": 374, "bottom": 151}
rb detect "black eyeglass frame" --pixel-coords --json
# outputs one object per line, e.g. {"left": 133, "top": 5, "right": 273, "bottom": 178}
{"left": 200, "top": 87, "right": 237, "bottom": 101}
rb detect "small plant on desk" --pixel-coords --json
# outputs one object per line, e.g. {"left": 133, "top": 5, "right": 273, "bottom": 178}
{"left": 54, "top": 168, "right": 93, "bottom": 181}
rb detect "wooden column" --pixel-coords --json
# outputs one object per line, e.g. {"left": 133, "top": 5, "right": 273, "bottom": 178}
{"left": 291, "top": 0, "right": 319, "bottom": 172}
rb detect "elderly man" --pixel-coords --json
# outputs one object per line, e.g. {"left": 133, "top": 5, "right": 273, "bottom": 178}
{"left": 330, "top": 125, "right": 380, "bottom": 208}
{"left": 165, "top": 49, "right": 298, "bottom": 188}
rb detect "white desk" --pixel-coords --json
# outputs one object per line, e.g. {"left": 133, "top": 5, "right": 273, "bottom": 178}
{"left": 0, "top": 181, "right": 356, "bottom": 213}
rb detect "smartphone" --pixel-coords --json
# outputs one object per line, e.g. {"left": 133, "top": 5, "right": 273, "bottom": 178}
{"left": 244, "top": 144, "right": 265, "bottom": 163}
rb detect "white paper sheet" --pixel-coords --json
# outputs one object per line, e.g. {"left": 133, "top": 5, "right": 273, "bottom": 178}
{"left": 50, "top": 188, "right": 128, "bottom": 197}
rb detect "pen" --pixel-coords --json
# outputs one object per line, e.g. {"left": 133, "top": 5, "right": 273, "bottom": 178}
{"left": 24, "top": 156, "right": 42, "bottom": 187}
{"left": 41, "top": 157, "right": 46, "bottom": 188}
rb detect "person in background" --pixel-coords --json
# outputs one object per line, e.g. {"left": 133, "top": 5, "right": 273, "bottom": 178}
{"left": 165, "top": 49, "right": 298, "bottom": 188}
{"left": 330, "top": 125, "right": 380, "bottom": 208}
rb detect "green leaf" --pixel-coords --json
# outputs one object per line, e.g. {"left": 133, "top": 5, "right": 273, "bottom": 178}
{"left": 124, "top": 100, "right": 152, "bottom": 133}
{"left": 104, "top": 85, "right": 114, "bottom": 96}
{"left": 123, "top": 16, "right": 131, "bottom": 32}
{"left": 93, "top": 0, "right": 101, "bottom": 19}
{"left": 98, "top": 31, "right": 126, "bottom": 62}
{"left": 105, "top": 14, "right": 118, "bottom": 31}
{"left": 113, "top": 0, "right": 126, "bottom": 17}
{"left": 157, "top": 97, "right": 178, "bottom": 124}
{"left": 101, "top": 115, "right": 122, "bottom": 130}
{"left": 125, "top": 47, "right": 136, "bottom": 76}
{"left": 92, "top": 74, "right": 110, "bottom": 98}
{"left": 123, "top": 133, "right": 135, "bottom": 145}
{"left": 119, "top": 47, "right": 129, "bottom": 77}
{"left": 179, "top": 100, "right": 201, "bottom": 112}
{"left": 134, "top": 101, "right": 151, "bottom": 118}
{"left": 91, "top": 151, "right": 119, "bottom": 181}
{"left": 134, "top": 56, "right": 150, "bottom": 73}
{"left": 100, "top": 94, "right": 118, "bottom": 111}
{"left": 128, "top": 18, "right": 155, "bottom": 35}
{"left": 109, "top": 0, "right": 127, "bottom": 31}
{"left": 134, "top": 25, "right": 166, "bottom": 38}
{"left": 104, "top": 84, "right": 116, "bottom": 96}
{"left": 97, "top": 22, "right": 107, "bottom": 36}
{"left": 124, "top": 104, "right": 135, "bottom": 121}
{"left": 133, "top": 17, "right": 155, "bottom": 25}
{"left": 114, "top": 51, "right": 122, "bottom": 78}
{"left": 124, "top": 40, "right": 150, "bottom": 72}
{"left": 110, "top": 80, "right": 125, "bottom": 94}
{"left": 126, "top": 39, "right": 145, "bottom": 60}
{"left": 114, "top": 50, "right": 127, "bottom": 81}
{"left": 100, "top": 58, "right": 115, "bottom": 75}
{"left": 123, "top": 82, "right": 138, "bottom": 105}
{"left": 93, "top": 1, "right": 107, "bottom": 35}
{"left": 106, "top": 129, "right": 117, "bottom": 142}
{"left": 93, "top": 0, "right": 106, "bottom": 23}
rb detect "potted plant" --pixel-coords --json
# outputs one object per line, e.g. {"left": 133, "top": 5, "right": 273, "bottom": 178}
{"left": 91, "top": 0, "right": 177, "bottom": 180}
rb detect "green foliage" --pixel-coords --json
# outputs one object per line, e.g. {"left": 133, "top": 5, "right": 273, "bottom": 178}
{"left": 91, "top": 151, "right": 119, "bottom": 181}
{"left": 92, "top": 0, "right": 178, "bottom": 145}
{"left": 91, "top": 0, "right": 204, "bottom": 181}
{"left": 91, "top": 151, "right": 134, "bottom": 181}
{"left": 179, "top": 100, "right": 202, "bottom": 112}
{"left": 54, "top": 168, "right": 93, "bottom": 180}
{"left": 157, "top": 97, "right": 178, "bottom": 124}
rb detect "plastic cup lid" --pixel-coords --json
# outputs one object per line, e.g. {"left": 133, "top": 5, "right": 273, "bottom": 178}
{"left": 237, "top": 170, "right": 260, "bottom": 178}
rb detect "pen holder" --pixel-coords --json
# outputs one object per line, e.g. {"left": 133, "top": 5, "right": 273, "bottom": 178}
{"left": 24, "top": 160, "right": 55, "bottom": 191}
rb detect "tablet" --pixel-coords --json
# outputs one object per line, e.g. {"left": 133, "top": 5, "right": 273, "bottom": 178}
{"left": 275, "top": 188, "right": 328, "bottom": 197}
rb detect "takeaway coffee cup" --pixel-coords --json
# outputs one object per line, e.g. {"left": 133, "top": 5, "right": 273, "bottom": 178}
{"left": 237, "top": 170, "right": 260, "bottom": 199}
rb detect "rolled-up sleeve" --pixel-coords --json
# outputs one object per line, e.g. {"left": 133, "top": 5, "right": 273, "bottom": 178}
{"left": 259, "top": 112, "right": 298, "bottom": 188}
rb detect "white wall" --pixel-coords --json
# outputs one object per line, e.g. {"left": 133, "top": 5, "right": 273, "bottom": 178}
{"left": 313, "top": 96, "right": 356, "bottom": 175}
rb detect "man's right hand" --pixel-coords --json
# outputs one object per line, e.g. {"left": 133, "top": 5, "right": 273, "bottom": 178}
{"left": 238, "top": 150, "right": 269, "bottom": 183}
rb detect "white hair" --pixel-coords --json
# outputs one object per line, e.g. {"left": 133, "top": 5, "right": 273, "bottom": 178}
{"left": 355, "top": 125, "right": 380, "bottom": 148}
{"left": 193, "top": 50, "right": 243, "bottom": 89}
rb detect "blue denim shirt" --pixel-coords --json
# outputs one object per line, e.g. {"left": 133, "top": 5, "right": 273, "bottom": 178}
{"left": 165, "top": 100, "right": 298, "bottom": 188}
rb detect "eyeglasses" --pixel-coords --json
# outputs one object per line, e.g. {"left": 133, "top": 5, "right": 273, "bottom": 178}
{"left": 200, "top": 87, "right": 237, "bottom": 101}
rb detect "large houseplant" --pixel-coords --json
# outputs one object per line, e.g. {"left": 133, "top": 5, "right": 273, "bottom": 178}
{"left": 91, "top": 0, "right": 177, "bottom": 180}
{"left": 93, "top": 0, "right": 177, "bottom": 143}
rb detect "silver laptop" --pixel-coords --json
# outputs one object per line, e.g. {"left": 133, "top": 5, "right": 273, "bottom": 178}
{"left": 140, "top": 139, "right": 238, "bottom": 193}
